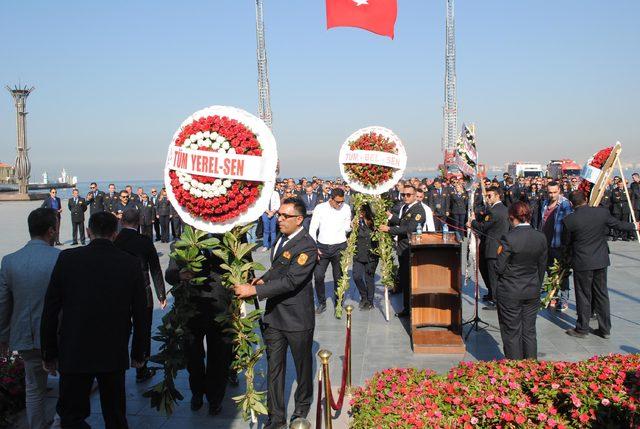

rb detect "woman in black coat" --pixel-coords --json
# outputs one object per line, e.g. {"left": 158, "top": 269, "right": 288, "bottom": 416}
{"left": 495, "top": 201, "right": 548, "bottom": 360}
{"left": 353, "top": 204, "right": 379, "bottom": 310}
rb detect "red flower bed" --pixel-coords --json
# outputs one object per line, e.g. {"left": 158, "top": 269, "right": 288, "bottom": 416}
{"left": 0, "top": 355, "right": 26, "bottom": 427}
{"left": 344, "top": 132, "right": 399, "bottom": 188}
{"left": 169, "top": 115, "right": 263, "bottom": 223}
{"left": 350, "top": 354, "right": 640, "bottom": 428}
{"left": 578, "top": 147, "right": 613, "bottom": 201}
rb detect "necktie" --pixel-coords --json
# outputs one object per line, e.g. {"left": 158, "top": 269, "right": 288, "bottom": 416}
{"left": 308, "top": 195, "right": 311, "bottom": 204}
{"left": 74, "top": 198, "right": 77, "bottom": 204}
{"left": 275, "top": 236, "right": 288, "bottom": 257}
{"left": 400, "top": 204, "right": 408, "bottom": 218}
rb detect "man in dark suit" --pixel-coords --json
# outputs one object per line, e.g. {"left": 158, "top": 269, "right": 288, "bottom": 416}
{"left": 379, "top": 185, "right": 426, "bottom": 318}
{"left": 156, "top": 190, "right": 172, "bottom": 243}
{"left": 115, "top": 209, "right": 166, "bottom": 382}
{"left": 149, "top": 188, "right": 161, "bottom": 241}
{"left": 170, "top": 204, "right": 182, "bottom": 240}
{"left": 562, "top": 191, "right": 639, "bottom": 339}
{"left": 138, "top": 194, "right": 156, "bottom": 240}
{"left": 234, "top": 198, "right": 317, "bottom": 429}
{"left": 164, "top": 234, "right": 233, "bottom": 415}
{"left": 427, "top": 179, "right": 450, "bottom": 231}
{"left": 85, "top": 182, "right": 105, "bottom": 215}
{"left": 67, "top": 188, "right": 87, "bottom": 245}
{"left": 495, "top": 201, "right": 547, "bottom": 359}
{"left": 40, "top": 212, "right": 149, "bottom": 428}
{"left": 301, "top": 185, "right": 318, "bottom": 230}
{"left": 103, "top": 183, "right": 119, "bottom": 214}
{"left": 631, "top": 173, "right": 640, "bottom": 224}
{"left": 469, "top": 186, "right": 510, "bottom": 307}
{"left": 41, "top": 188, "right": 62, "bottom": 245}
{"left": 114, "top": 190, "right": 138, "bottom": 224}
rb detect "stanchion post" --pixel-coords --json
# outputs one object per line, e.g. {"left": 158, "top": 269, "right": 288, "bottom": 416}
{"left": 318, "top": 350, "right": 333, "bottom": 429}
{"left": 345, "top": 305, "right": 353, "bottom": 390}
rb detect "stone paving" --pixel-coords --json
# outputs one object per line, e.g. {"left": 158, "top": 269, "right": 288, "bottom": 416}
{"left": 2, "top": 200, "right": 639, "bottom": 428}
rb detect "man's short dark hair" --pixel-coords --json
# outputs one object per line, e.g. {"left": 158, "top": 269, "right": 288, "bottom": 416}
{"left": 331, "top": 188, "right": 345, "bottom": 198}
{"left": 403, "top": 184, "right": 416, "bottom": 192}
{"left": 122, "top": 209, "right": 140, "bottom": 226}
{"left": 568, "top": 190, "right": 586, "bottom": 207}
{"left": 90, "top": 182, "right": 97, "bottom": 187}
{"left": 108, "top": 183, "right": 115, "bottom": 187}
{"left": 88, "top": 212, "right": 118, "bottom": 237}
{"left": 632, "top": 173, "right": 639, "bottom": 177}
{"left": 49, "top": 187, "right": 57, "bottom": 193}
{"left": 547, "top": 181, "right": 560, "bottom": 188}
{"left": 282, "top": 197, "right": 306, "bottom": 217}
{"left": 487, "top": 186, "right": 501, "bottom": 195}
{"left": 28, "top": 208, "right": 58, "bottom": 238}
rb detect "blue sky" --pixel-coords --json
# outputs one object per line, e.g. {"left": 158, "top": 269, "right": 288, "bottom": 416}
{"left": 1, "top": 0, "right": 639, "bottom": 180}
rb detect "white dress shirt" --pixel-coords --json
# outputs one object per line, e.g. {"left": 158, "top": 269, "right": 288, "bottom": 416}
{"left": 267, "top": 190, "right": 281, "bottom": 213}
{"left": 308, "top": 201, "right": 352, "bottom": 245}
{"left": 420, "top": 203, "right": 436, "bottom": 232}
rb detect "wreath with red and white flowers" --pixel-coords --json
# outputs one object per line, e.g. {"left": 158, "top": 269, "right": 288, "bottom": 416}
{"left": 339, "top": 126, "right": 407, "bottom": 195}
{"left": 164, "top": 106, "right": 277, "bottom": 232}
{"left": 578, "top": 146, "right": 613, "bottom": 201}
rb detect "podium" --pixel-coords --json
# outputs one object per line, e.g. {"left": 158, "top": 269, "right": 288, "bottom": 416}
{"left": 409, "top": 232, "right": 465, "bottom": 354}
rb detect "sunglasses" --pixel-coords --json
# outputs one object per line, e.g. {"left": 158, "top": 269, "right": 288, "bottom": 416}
{"left": 332, "top": 199, "right": 345, "bottom": 205}
{"left": 401, "top": 193, "right": 415, "bottom": 197}
{"left": 120, "top": 195, "right": 129, "bottom": 199}
{"left": 90, "top": 186, "right": 96, "bottom": 189}
{"left": 277, "top": 212, "right": 300, "bottom": 219}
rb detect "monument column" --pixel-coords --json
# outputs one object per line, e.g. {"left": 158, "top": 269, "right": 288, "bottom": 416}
{"left": 6, "top": 85, "right": 34, "bottom": 196}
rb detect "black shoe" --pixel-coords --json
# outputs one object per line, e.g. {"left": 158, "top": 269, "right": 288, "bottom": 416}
{"left": 482, "top": 300, "right": 496, "bottom": 310}
{"left": 315, "top": 303, "right": 326, "bottom": 314}
{"left": 363, "top": 302, "right": 374, "bottom": 310}
{"left": 190, "top": 395, "right": 204, "bottom": 411}
{"left": 71, "top": 242, "right": 78, "bottom": 246}
{"left": 566, "top": 328, "right": 588, "bottom": 339}
{"left": 208, "top": 403, "right": 222, "bottom": 416}
{"left": 612, "top": 237, "right": 618, "bottom": 241}
{"left": 358, "top": 300, "right": 368, "bottom": 310}
{"left": 81, "top": 242, "right": 86, "bottom": 245}
{"left": 228, "top": 371, "right": 239, "bottom": 386}
{"left": 395, "top": 309, "right": 410, "bottom": 318}
{"left": 592, "top": 329, "right": 610, "bottom": 339}
{"left": 481, "top": 294, "right": 493, "bottom": 302}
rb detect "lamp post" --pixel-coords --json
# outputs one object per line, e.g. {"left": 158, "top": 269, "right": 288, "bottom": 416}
{"left": 6, "top": 85, "right": 34, "bottom": 196}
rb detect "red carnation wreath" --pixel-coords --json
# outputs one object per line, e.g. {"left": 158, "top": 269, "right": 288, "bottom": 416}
{"left": 164, "top": 106, "right": 277, "bottom": 232}
{"left": 339, "top": 126, "right": 407, "bottom": 195}
{"left": 578, "top": 146, "right": 613, "bottom": 200}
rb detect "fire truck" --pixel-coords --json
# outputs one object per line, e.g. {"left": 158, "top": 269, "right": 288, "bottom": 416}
{"left": 507, "top": 162, "right": 544, "bottom": 178}
{"left": 547, "top": 159, "right": 582, "bottom": 179}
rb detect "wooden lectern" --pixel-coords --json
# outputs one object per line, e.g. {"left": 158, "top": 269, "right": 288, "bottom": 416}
{"left": 409, "top": 232, "right": 465, "bottom": 354}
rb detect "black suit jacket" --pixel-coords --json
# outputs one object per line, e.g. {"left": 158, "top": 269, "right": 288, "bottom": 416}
{"left": 41, "top": 197, "right": 62, "bottom": 213}
{"left": 495, "top": 225, "right": 547, "bottom": 300}
{"left": 562, "top": 205, "right": 637, "bottom": 271}
{"left": 41, "top": 239, "right": 149, "bottom": 373}
{"left": 156, "top": 197, "right": 171, "bottom": 216}
{"left": 114, "top": 228, "right": 166, "bottom": 307}
{"left": 86, "top": 191, "right": 105, "bottom": 214}
{"left": 67, "top": 197, "right": 87, "bottom": 223}
{"left": 257, "top": 229, "right": 318, "bottom": 332}
{"left": 138, "top": 202, "right": 156, "bottom": 226}
{"left": 389, "top": 202, "right": 426, "bottom": 252}
{"left": 472, "top": 202, "right": 510, "bottom": 259}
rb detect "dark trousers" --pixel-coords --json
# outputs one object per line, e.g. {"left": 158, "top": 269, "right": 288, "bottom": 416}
{"left": 185, "top": 301, "right": 232, "bottom": 405}
{"left": 159, "top": 216, "right": 170, "bottom": 242}
{"left": 57, "top": 371, "right": 127, "bottom": 429}
{"left": 433, "top": 215, "right": 444, "bottom": 232}
{"left": 353, "top": 258, "right": 378, "bottom": 305}
{"left": 613, "top": 212, "right": 630, "bottom": 240}
{"left": 153, "top": 219, "right": 161, "bottom": 241}
{"left": 171, "top": 217, "right": 182, "bottom": 240}
{"left": 451, "top": 213, "right": 466, "bottom": 241}
{"left": 302, "top": 215, "right": 312, "bottom": 230}
{"left": 54, "top": 213, "right": 61, "bottom": 243}
{"left": 314, "top": 242, "right": 347, "bottom": 305}
{"left": 479, "top": 254, "right": 498, "bottom": 300}
{"left": 136, "top": 307, "right": 153, "bottom": 378}
{"left": 140, "top": 224, "right": 153, "bottom": 240}
{"left": 264, "top": 326, "right": 314, "bottom": 426}
{"left": 71, "top": 221, "right": 85, "bottom": 244}
{"left": 573, "top": 268, "right": 610, "bottom": 334}
{"left": 496, "top": 296, "right": 538, "bottom": 359}
{"left": 530, "top": 206, "right": 540, "bottom": 230}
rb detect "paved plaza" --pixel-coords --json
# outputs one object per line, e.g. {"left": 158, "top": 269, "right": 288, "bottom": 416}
{"left": 2, "top": 200, "right": 639, "bottom": 428}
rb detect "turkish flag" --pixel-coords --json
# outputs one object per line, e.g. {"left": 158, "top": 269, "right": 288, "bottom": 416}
{"left": 326, "top": 0, "right": 397, "bottom": 39}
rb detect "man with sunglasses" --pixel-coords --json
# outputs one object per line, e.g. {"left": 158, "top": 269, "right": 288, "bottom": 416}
{"left": 308, "top": 188, "right": 352, "bottom": 315}
{"left": 41, "top": 188, "right": 63, "bottom": 245}
{"left": 85, "top": 182, "right": 105, "bottom": 215}
{"left": 379, "top": 185, "right": 426, "bottom": 318}
{"left": 234, "top": 198, "right": 317, "bottom": 429}
{"left": 114, "top": 191, "right": 138, "bottom": 226}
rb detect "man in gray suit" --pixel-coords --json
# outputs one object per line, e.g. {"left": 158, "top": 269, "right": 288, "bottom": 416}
{"left": 0, "top": 208, "right": 61, "bottom": 429}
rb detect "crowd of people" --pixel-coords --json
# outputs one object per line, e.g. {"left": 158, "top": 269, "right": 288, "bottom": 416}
{"left": 1, "top": 171, "right": 639, "bottom": 429}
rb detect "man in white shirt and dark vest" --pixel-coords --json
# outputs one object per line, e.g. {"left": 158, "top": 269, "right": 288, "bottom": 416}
{"left": 308, "top": 188, "right": 352, "bottom": 314}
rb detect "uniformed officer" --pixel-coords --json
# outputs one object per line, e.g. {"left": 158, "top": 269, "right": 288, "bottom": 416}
{"left": 610, "top": 181, "right": 631, "bottom": 241}
{"left": 67, "top": 188, "right": 87, "bottom": 245}
{"left": 513, "top": 177, "right": 529, "bottom": 203}
{"left": 170, "top": 204, "right": 182, "bottom": 241}
{"left": 114, "top": 190, "right": 138, "bottom": 223}
{"left": 631, "top": 173, "right": 640, "bottom": 224}
{"left": 85, "top": 182, "right": 105, "bottom": 215}
{"left": 495, "top": 201, "right": 547, "bottom": 359}
{"left": 503, "top": 178, "right": 516, "bottom": 207}
{"left": 234, "top": 197, "right": 318, "bottom": 429}
{"left": 138, "top": 193, "right": 156, "bottom": 240}
{"left": 527, "top": 184, "right": 542, "bottom": 229}
{"left": 103, "top": 183, "right": 119, "bottom": 214}
{"left": 449, "top": 183, "right": 468, "bottom": 241}
{"left": 156, "top": 189, "right": 172, "bottom": 243}
{"left": 149, "top": 188, "right": 161, "bottom": 241}
{"left": 427, "top": 179, "right": 449, "bottom": 231}
{"left": 379, "top": 185, "right": 426, "bottom": 318}
{"left": 468, "top": 186, "right": 510, "bottom": 307}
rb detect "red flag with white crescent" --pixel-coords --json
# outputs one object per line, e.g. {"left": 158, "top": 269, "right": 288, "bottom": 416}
{"left": 326, "top": 0, "right": 398, "bottom": 39}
